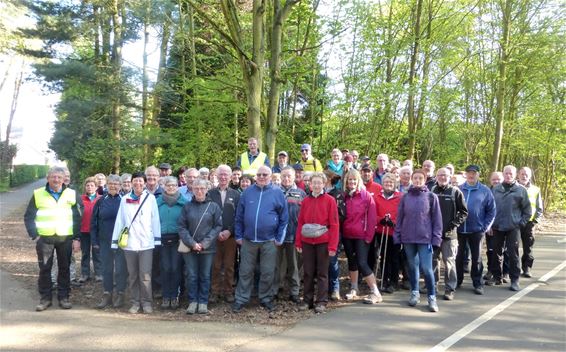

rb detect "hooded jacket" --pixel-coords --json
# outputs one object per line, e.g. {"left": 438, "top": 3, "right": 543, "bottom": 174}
{"left": 342, "top": 189, "right": 377, "bottom": 242}
{"left": 90, "top": 193, "right": 121, "bottom": 246}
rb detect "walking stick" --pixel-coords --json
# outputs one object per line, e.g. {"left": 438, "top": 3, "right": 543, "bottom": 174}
{"left": 375, "top": 226, "right": 387, "bottom": 281}
{"left": 381, "top": 226, "right": 390, "bottom": 290}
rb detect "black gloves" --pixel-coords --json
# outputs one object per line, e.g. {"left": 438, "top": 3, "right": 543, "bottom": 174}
{"left": 380, "top": 217, "right": 395, "bottom": 227}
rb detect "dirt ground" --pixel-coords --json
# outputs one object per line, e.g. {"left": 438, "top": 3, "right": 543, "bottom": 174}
{"left": 2, "top": 205, "right": 563, "bottom": 326}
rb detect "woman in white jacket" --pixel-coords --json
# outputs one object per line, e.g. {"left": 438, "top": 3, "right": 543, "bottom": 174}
{"left": 112, "top": 171, "right": 161, "bottom": 314}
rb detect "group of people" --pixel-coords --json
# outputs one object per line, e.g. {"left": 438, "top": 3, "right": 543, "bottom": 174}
{"left": 24, "top": 138, "right": 543, "bottom": 316}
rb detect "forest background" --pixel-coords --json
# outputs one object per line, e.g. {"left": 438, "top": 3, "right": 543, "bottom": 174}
{"left": 0, "top": 0, "right": 564, "bottom": 211}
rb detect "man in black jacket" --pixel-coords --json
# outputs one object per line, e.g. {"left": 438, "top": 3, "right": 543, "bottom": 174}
{"left": 431, "top": 167, "right": 468, "bottom": 300}
{"left": 208, "top": 164, "right": 240, "bottom": 303}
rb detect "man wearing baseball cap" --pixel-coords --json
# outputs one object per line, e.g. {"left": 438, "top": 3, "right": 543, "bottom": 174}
{"left": 298, "top": 144, "right": 323, "bottom": 172}
{"left": 456, "top": 164, "right": 496, "bottom": 294}
{"left": 272, "top": 151, "right": 289, "bottom": 173}
{"left": 159, "top": 163, "right": 172, "bottom": 177}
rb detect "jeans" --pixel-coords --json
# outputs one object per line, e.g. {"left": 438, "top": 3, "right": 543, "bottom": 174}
{"left": 273, "top": 242, "right": 300, "bottom": 297}
{"left": 235, "top": 240, "right": 277, "bottom": 305}
{"left": 456, "top": 232, "right": 484, "bottom": 288}
{"left": 433, "top": 238, "right": 458, "bottom": 291}
{"left": 37, "top": 236, "right": 72, "bottom": 301}
{"left": 124, "top": 249, "right": 153, "bottom": 305}
{"left": 328, "top": 251, "right": 340, "bottom": 293}
{"left": 99, "top": 239, "right": 128, "bottom": 293}
{"left": 80, "top": 232, "right": 101, "bottom": 278}
{"left": 492, "top": 228, "right": 521, "bottom": 282}
{"left": 160, "top": 242, "right": 181, "bottom": 299}
{"left": 404, "top": 243, "right": 436, "bottom": 297}
{"left": 183, "top": 252, "right": 214, "bottom": 304}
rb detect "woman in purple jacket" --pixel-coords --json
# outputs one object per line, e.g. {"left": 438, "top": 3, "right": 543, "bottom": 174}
{"left": 394, "top": 169, "right": 442, "bottom": 312}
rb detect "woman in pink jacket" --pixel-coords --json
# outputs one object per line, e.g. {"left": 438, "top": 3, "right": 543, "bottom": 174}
{"left": 342, "top": 169, "right": 382, "bottom": 304}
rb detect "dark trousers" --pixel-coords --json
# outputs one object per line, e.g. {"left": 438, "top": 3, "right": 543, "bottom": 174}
{"left": 36, "top": 236, "right": 72, "bottom": 301}
{"left": 485, "top": 231, "right": 496, "bottom": 274}
{"left": 367, "top": 234, "right": 377, "bottom": 273}
{"left": 492, "top": 228, "right": 521, "bottom": 282}
{"left": 160, "top": 242, "right": 182, "bottom": 299}
{"left": 343, "top": 238, "right": 373, "bottom": 277}
{"left": 520, "top": 222, "right": 536, "bottom": 270}
{"left": 456, "top": 232, "right": 484, "bottom": 288}
{"left": 80, "top": 232, "right": 101, "bottom": 278}
{"left": 378, "top": 236, "right": 400, "bottom": 287}
{"left": 99, "top": 239, "right": 128, "bottom": 293}
{"left": 211, "top": 237, "right": 238, "bottom": 296}
{"left": 273, "top": 242, "right": 300, "bottom": 297}
{"left": 302, "top": 242, "right": 329, "bottom": 305}
{"left": 235, "top": 240, "right": 276, "bottom": 305}
{"left": 151, "top": 248, "right": 161, "bottom": 294}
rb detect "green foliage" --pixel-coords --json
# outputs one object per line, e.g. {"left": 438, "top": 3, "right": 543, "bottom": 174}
{"left": 9, "top": 165, "right": 49, "bottom": 187}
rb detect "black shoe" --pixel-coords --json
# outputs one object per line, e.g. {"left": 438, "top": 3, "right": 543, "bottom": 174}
{"left": 113, "top": 292, "right": 125, "bottom": 308}
{"left": 260, "top": 301, "right": 275, "bottom": 312}
{"left": 486, "top": 278, "right": 502, "bottom": 286}
{"left": 289, "top": 295, "right": 300, "bottom": 304}
{"left": 443, "top": 290, "right": 454, "bottom": 301}
{"left": 383, "top": 286, "right": 395, "bottom": 294}
{"left": 59, "top": 298, "right": 72, "bottom": 309}
{"left": 232, "top": 302, "right": 244, "bottom": 313}
{"left": 474, "top": 286, "right": 484, "bottom": 295}
{"left": 96, "top": 292, "right": 112, "bottom": 309}
{"left": 36, "top": 299, "right": 52, "bottom": 312}
{"left": 510, "top": 281, "right": 521, "bottom": 291}
{"left": 521, "top": 268, "right": 532, "bottom": 278}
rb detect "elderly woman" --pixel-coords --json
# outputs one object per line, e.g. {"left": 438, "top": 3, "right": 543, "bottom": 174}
{"left": 79, "top": 177, "right": 101, "bottom": 283}
{"left": 393, "top": 169, "right": 442, "bottom": 312}
{"left": 342, "top": 169, "right": 382, "bottom": 304}
{"left": 296, "top": 172, "right": 339, "bottom": 313}
{"left": 91, "top": 174, "right": 127, "bottom": 309}
{"left": 178, "top": 179, "right": 222, "bottom": 315}
{"left": 119, "top": 173, "right": 132, "bottom": 196}
{"left": 111, "top": 172, "right": 161, "bottom": 314}
{"left": 156, "top": 176, "right": 186, "bottom": 310}
{"left": 375, "top": 173, "right": 403, "bottom": 293}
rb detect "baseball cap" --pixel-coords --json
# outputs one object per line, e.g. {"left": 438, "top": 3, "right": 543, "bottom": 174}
{"left": 278, "top": 151, "right": 288, "bottom": 157}
{"left": 361, "top": 156, "right": 370, "bottom": 161}
{"left": 159, "top": 163, "right": 172, "bottom": 170}
{"left": 300, "top": 144, "right": 311, "bottom": 150}
{"left": 465, "top": 165, "right": 480, "bottom": 173}
{"left": 344, "top": 154, "right": 354, "bottom": 162}
{"left": 361, "top": 164, "right": 372, "bottom": 171}
{"left": 292, "top": 163, "right": 304, "bottom": 171}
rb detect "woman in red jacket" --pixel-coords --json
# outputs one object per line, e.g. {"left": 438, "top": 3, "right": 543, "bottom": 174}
{"left": 342, "top": 169, "right": 382, "bottom": 304}
{"left": 375, "top": 173, "right": 403, "bottom": 293}
{"left": 79, "top": 176, "right": 102, "bottom": 282}
{"left": 296, "top": 172, "right": 339, "bottom": 313}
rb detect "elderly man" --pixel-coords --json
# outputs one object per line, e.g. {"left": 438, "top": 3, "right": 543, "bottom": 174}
{"left": 298, "top": 144, "right": 323, "bottom": 172}
{"left": 237, "top": 137, "right": 270, "bottom": 177}
{"left": 273, "top": 166, "right": 306, "bottom": 303}
{"left": 517, "top": 166, "right": 543, "bottom": 278}
{"left": 489, "top": 165, "right": 531, "bottom": 291}
{"left": 24, "top": 166, "right": 81, "bottom": 311}
{"left": 179, "top": 168, "right": 199, "bottom": 201}
{"left": 233, "top": 165, "right": 289, "bottom": 313}
{"left": 272, "top": 151, "right": 289, "bottom": 173}
{"left": 159, "top": 163, "right": 173, "bottom": 177}
{"left": 145, "top": 166, "right": 164, "bottom": 197}
{"left": 422, "top": 160, "right": 436, "bottom": 190}
{"left": 431, "top": 168, "right": 468, "bottom": 300}
{"left": 373, "top": 154, "right": 389, "bottom": 184}
{"left": 398, "top": 166, "right": 412, "bottom": 193}
{"left": 209, "top": 165, "right": 241, "bottom": 303}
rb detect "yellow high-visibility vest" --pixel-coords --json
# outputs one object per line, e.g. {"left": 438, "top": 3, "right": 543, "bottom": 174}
{"left": 240, "top": 151, "right": 267, "bottom": 176}
{"left": 34, "top": 187, "right": 76, "bottom": 237}
{"left": 525, "top": 184, "right": 541, "bottom": 221}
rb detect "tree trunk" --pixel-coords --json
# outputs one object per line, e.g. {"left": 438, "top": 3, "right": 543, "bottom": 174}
{"left": 110, "top": 0, "right": 123, "bottom": 174}
{"left": 265, "top": 0, "right": 298, "bottom": 163}
{"left": 406, "top": 0, "right": 423, "bottom": 161}
{"left": 142, "top": 0, "right": 150, "bottom": 165}
{"left": 491, "top": 0, "right": 512, "bottom": 172}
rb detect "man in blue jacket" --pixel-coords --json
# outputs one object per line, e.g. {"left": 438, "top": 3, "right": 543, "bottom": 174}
{"left": 457, "top": 165, "right": 496, "bottom": 295}
{"left": 233, "top": 165, "right": 289, "bottom": 313}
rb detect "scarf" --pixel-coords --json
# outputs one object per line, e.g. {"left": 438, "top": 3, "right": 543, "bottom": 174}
{"left": 162, "top": 191, "right": 180, "bottom": 206}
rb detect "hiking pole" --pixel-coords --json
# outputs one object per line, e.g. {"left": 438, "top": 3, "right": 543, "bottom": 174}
{"left": 376, "top": 225, "right": 387, "bottom": 288}
{"left": 381, "top": 225, "right": 390, "bottom": 290}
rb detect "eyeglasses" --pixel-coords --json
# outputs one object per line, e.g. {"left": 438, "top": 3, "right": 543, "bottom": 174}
{"left": 301, "top": 149, "right": 309, "bottom": 153}
{"left": 165, "top": 184, "right": 177, "bottom": 187}
{"left": 256, "top": 173, "right": 269, "bottom": 177}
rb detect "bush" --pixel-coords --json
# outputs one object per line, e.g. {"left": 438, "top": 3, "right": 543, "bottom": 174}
{"left": 10, "top": 165, "right": 49, "bottom": 187}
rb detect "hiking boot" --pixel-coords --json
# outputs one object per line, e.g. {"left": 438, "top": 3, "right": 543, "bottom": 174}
{"left": 314, "top": 304, "right": 326, "bottom": 314}
{"left": 330, "top": 290, "right": 341, "bottom": 301}
{"left": 113, "top": 292, "right": 125, "bottom": 308}
{"left": 142, "top": 303, "right": 153, "bottom": 314}
{"left": 170, "top": 298, "right": 179, "bottom": 310}
{"left": 59, "top": 298, "right": 72, "bottom": 309}
{"left": 197, "top": 303, "right": 208, "bottom": 314}
{"left": 260, "top": 301, "right": 275, "bottom": 312}
{"left": 186, "top": 302, "right": 198, "bottom": 315}
{"left": 128, "top": 303, "right": 140, "bottom": 314}
{"left": 78, "top": 276, "right": 89, "bottom": 283}
{"left": 510, "top": 281, "right": 521, "bottom": 291}
{"left": 161, "top": 298, "right": 171, "bottom": 309}
{"left": 428, "top": 296, "right": 439, "bottom": 312}
{"left": 344, "top": 289, "right": 358, "bottom": 300}
{"left": 522, "top": 268, "right": 532, "bottom": 278}
{"left": 363, "top": 292, "right": 383, "bottom": 304}
{"left": 298, "top": 302, "right": 312, "bottom": 311}
{"left": 486, "top": 278, "right": 502, "bottom": 286}
{"left": 474, "top": 286, "right": 484, "bottom": 295}
{"left": 96, "top": 292, "right": 113, "bottom": 309}
{"left": 408, "top": 291, "right": 420, "bottom": 307}
{"left": 225, "top": 294, "right": 235, "bottom": 303}
{"left": 443, "top": 290, "right": 454, "bottom": 301}
{"left": 483, "top": 271, "right": 493, "bottom": 281}
{"left": 232, "top": 302, "right": 244, "bottom": 313}
{"left": 36, "top": 299, "right": 52, "bottom": 312}
{"left": 383, "top": 286, "right": 396, "bottom": 294}
{"left": 289, "top": 295, "right": 300, "bottom": 304}
{"left": 208, "top": 294, "right": 219, "bottom": 304}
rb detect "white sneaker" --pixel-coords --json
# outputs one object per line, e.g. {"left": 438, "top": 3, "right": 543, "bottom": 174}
{"left": 186, "top": 302, "right": 197, "bottom": 315}
{"left": 345, "top": 289, "right": 358, "bottom": 300}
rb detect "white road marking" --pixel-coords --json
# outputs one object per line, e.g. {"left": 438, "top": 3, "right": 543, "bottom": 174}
{"left": 426, "top": 260, "right": 566, "bottom": 352}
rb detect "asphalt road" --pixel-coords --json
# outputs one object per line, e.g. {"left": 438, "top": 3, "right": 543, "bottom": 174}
{"left": 1, "top": 180, "right": 565, "bottom": 351}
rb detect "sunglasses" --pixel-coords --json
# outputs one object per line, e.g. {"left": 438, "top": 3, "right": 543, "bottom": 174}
{"left": 301, "top": 149, "right": 309, "bottom": 152}
{"left": 256, "top": 173, "right": 269, "bottom": 177}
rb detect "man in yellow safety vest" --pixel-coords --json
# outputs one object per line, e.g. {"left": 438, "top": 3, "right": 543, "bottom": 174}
{"left": 24, "top": 166, "right": 81, "bottom": 312}
{"left": 237, "top": 137, "right": 270, "bottom": 177}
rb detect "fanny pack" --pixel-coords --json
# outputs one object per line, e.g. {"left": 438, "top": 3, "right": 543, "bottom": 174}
{"left": 301, "top": 223, "right": 328, "bottom": 238}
